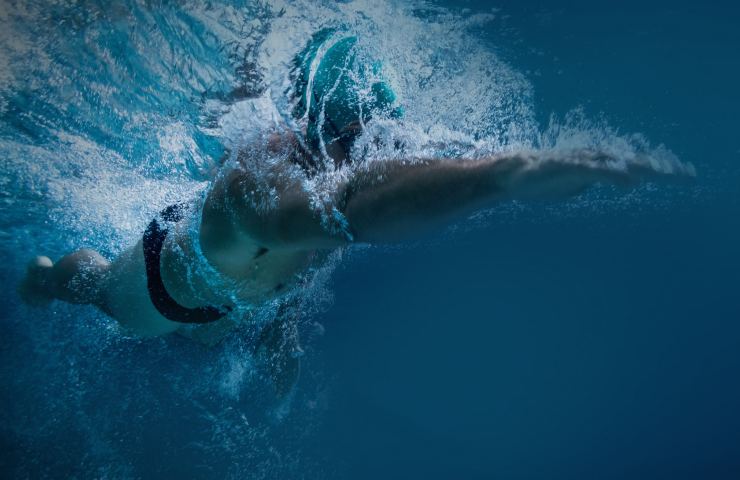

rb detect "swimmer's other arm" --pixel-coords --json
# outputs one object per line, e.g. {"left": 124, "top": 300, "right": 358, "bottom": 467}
{"left": 207, "top": 148, "right": 691, "bottom": 250}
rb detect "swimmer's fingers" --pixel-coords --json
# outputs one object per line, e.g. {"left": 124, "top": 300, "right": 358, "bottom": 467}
{"left": 562, "top": 148, "right": 696, "bottom": 179}
{"left": 493, "top": 147, "right": 695, "bottom": 200}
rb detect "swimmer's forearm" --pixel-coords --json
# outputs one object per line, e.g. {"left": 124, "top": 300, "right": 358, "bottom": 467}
{"left": 341, "top": 148, "right": 692, "bottom": 242}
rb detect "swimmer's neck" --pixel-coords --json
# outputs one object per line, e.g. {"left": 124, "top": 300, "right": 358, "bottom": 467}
{"left": 267, "top": 128, "right": 349, "bottom": 172}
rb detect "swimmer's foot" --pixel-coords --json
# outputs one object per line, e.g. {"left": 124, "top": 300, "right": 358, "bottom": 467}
{"left": 18, "top": 256, "right": 54, "bottom": 307}
{"left": 18, "top": 249, "right": 110, "bottom": 308}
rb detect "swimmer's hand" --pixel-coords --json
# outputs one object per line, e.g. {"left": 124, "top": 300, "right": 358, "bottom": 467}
{"left": 255, "top": 317, "right": 302, "bottom": 400}
{"left": 18, "top": 256, "right": 54, "bottom": 307}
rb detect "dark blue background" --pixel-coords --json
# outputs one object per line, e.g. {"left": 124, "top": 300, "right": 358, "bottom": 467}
{"left": 312, "top": 1, "right": 740, "bottom": 478}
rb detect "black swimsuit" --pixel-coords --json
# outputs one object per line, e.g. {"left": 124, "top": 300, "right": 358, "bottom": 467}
{"left": 143, "top": 203, "right": 231, "bottom": 324}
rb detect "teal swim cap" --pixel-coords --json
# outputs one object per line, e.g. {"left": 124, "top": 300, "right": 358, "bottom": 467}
{"left": 291, "top": 29, "right": 402, "bottom": 155}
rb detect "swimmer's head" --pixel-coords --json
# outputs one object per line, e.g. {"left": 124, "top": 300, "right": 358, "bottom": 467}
{"left": 291, "top": 29, "right": 403, "bottom": 168}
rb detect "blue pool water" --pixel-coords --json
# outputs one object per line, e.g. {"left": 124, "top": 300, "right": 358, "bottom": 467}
{"left": 1, "top": 1, "right": 739, "bottom": 478}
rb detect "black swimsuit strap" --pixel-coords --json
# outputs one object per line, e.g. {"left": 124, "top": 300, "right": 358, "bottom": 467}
{"left": 143, "top": 203, "right": 231, "bottom": 324}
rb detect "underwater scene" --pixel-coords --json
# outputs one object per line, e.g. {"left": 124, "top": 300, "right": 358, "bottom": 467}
{"left": 1, "top": 0, "right": 739, "bottom": 478}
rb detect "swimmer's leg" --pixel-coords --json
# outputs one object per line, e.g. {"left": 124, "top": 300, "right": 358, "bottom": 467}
{"left": 19, "top": 249, "right": 110, "bottom": 309}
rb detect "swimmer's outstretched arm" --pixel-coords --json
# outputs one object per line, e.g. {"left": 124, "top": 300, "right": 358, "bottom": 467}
{"left": 208, "top": 147, "right": 692, "bottom": 251}
{"left": 340, "top": 148, "right": 692, "bottom": 242}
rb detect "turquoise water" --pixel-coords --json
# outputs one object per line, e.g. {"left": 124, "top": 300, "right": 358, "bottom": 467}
{"left": 1, "top": 1, "right": 739, "bottom": 478}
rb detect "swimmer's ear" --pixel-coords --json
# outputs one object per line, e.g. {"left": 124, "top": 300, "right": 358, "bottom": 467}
{"left": 339, "top": 120, "right": 363, "bottom": 138}
{"left": 18, "top": 256, "right": 54, "bottom": 307}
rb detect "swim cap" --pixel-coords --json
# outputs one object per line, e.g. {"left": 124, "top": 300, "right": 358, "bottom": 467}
{"left": 291, "top": 28, "right": 403, "bottom": 155}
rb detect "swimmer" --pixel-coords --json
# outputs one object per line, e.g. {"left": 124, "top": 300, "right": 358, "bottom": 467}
{"left": 18, "top": 30, "right": 691, "bottom": 395}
